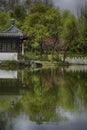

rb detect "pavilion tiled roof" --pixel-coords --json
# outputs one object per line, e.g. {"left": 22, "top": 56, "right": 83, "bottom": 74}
{"left": 0, "top": 19, "right": 23, "bottom": 38}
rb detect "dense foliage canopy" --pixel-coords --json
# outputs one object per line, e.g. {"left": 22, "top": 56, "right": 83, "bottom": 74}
{"left": 0, "top": 1, "right": 87, "bottom": 59}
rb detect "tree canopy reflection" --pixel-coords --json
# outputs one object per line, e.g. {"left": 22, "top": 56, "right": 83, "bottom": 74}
{"left": 0, "top": 68, "right": 87, "bottom": 124}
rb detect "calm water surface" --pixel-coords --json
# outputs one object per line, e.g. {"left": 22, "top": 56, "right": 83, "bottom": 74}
{"left": 0, "top": 65, "right": 87, "bottom": 130}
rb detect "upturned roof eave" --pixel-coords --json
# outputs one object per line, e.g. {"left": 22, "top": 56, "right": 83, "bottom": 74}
{"left": 0, "top": 32, "right": 23, "bottom": 37}
{"left": 5, "top": 25, "right": 23, "bottom": 33}
{"left": 0, "top": 24, "right": 23, "bottom": 37}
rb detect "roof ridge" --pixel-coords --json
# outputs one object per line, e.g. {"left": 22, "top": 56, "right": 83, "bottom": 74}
{"left": 5, "top": 25, "right": 23, "bottom": 33}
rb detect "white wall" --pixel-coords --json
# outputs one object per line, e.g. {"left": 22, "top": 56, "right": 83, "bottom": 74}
{"left": 65, "top": 57, "right": 87, "bottom": 65}
{"left": 0, "top": 53, "right": 18, "bottom": 61}
{"left": 0, "top": 70, "right": 17, "bottom": 79}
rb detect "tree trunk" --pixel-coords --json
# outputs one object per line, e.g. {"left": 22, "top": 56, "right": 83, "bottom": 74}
{"left": 40, "top": 43, "right": 43, "bottom": 58}
{"left": 63, "top": 50, "right": 67, "bottom": 63}
{"left": 52, "top": 47, "right": 54, "bottom": 61}
{"left": 46, "top": 48, "right": 48, "bottom": 60}
{"left": 63, "top": 42, "right": 70, "bottom": 63}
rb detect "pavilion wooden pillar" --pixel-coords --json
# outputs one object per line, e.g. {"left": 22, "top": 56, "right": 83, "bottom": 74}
{"left": 22, "top": 42, "right": 24, "bottom": 56}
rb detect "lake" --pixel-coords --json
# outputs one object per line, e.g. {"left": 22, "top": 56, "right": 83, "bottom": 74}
{"left": 0, "top": 65, "right": 87, "bottom": 130}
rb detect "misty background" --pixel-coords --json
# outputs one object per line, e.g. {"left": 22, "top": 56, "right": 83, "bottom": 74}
{"left": 53, "top": 0, "right": 87, "bottom": 15}
{"left": 0, "top": 0, "right": 87, "bottom": 15}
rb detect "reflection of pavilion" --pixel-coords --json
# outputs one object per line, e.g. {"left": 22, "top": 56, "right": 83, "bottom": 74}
{"left": 0, "top": 70, "right": 17, "bottom": 79}
{"left": 0, "top": 70, "right": 24, "bottom": 100}
{"left": 0, "top": 69, "right": 25, "bottom": 129}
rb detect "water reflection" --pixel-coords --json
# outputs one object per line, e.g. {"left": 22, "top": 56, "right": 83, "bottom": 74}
{"left": 0, "top": 70, "right": 17, "bottom": 79}
{"left": 65, "top": 65, "right": 87, "bottom": 72}
{"left": 0, "top": 66, "right": 87, "bottom": 130}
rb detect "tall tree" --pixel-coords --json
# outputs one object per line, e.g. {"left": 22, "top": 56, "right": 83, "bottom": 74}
{"left": 62, "top": 14, "right": 78, "bottom": 62}
{"left": 78, "top": 3, "right": 87, "bottom": 53}
{"left": 12, "top": 5, "right": 27, "bottom": 21}
{"left": 0, "top": 12, "right": 10, "bottom": 31}
{"left": 22, "top": 5, "right": 62, "bottom": 58}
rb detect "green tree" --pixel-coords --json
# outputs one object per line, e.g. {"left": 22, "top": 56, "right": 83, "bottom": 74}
{"left": 0, "top": 12, "right": 10, "bottom": 31}
{"left": 11, "top": 5, "right": 27, "bottom": 22}
{"left": 78, "top": 5, "right": 87, "bottom": 54}
{"left": 62, "top": 14, "right": 78, "bottom": 62}
{"left": 43, "top": 8, "right": 62, "bottom": 59}
{"left": 22, "top": 5, "right": 62, "bottom": 59}
{"left": 22, "top": 5, "right": 50, "bottom": 57}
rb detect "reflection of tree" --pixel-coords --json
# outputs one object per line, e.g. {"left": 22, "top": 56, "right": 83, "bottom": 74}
{"left": 12, "top": 69, "right": 87, "bottom": 122}
{"left": 19, "top": 84, "right": 58, "bottom": 124}
{"left": 0, "top": 68, "right": 87, "bottom": 124}
{"left": 57, "top": 70, "right": 87, "bottom": 112}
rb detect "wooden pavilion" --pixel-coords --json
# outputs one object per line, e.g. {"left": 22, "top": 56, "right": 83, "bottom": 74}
{"left": 0, "top": 19, "right": 27, "bottom": 61}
